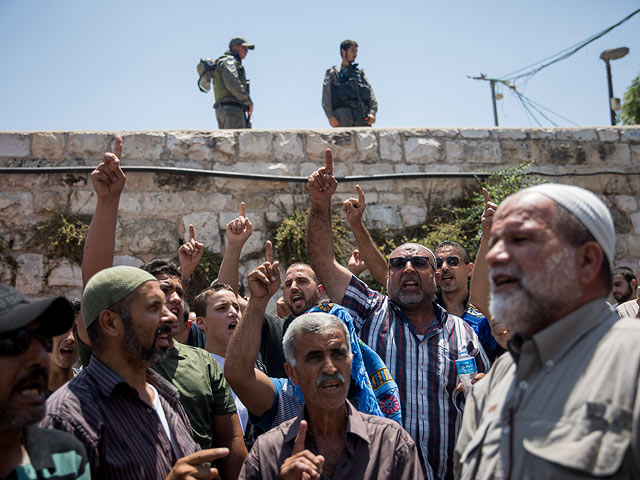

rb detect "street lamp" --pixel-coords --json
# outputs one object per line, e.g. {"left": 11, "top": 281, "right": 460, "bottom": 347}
{"left": 600, "top": 47, "right": 629, "bottom": 125}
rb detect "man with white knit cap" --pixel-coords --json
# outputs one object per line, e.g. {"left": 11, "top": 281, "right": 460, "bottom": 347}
{"left": 454, "top": 183, "right": 640, "bottom": 479}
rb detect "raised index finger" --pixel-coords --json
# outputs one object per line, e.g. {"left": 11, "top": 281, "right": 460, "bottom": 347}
{"left": 293, "top": 420, "right": 308, "bottom": 454}
{"left": 184, "top": 447, "right": 230, "bottom": 465}
{"left": 482, "top": 188, "right": 491, "bottom": 205}
{"left": 265, "top": 240, "right": 274, "bottom": 264}
{"left": 189, "top": 224, "right": 196, "bottom": 242}
{"left": 324, "top": 148, "right": 333, "bottom": 175}
{"left": 355, "top": 184, "right": 365, "bottom": 205}
{"left": 240, "top": 201, "right": 246, "bottom": 218}
{"left": 113, "top": 135, "right": 123, "bottom": 161}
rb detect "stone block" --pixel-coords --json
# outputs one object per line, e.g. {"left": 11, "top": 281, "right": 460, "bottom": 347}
{"left": 497, "top": 129, "right": 527, "bottom": 140}
{"left": 555, "top": 129, "right": 597, "bottom": 142}
{"left": 632, "top": 145, "right": 640, "bottom": 165}
{"left": 121, "top": 218, "right": 179, "bottom": 257}
{"left": 460, "top": 129, "right": 491, "bottom": 139}
{"left": 621, "top": 128, "right": 640, "bottom": 144}
{"left": 531, "top": 129, "right": 555, "bottom": 139}
{"left": 365, "top": 204, "right": 402, "bottom": 229}
{"left": 0, "top": 192, "right": 33, "bottom": 216}
{"left": 32, "top": 133, "right": 65, "bottom": 162}
{"left": 305, "top": 131, "right": 355, "bottom": 168}
{"left": 500, "top": 140, "right": 538, "bottom": 164}
{"left": 394, "top": 164, "right": 422, "bottom": 173}
{"left": 613, "top": 195, "right": 638, "bottom": 213}
{"left": 47, "top": 259, "right": 82, "bottom": 288}
{"left": 238, "top": 131, "right": 273, "bottom": 160}
{"left": 182, "top": 212, "right": 221, "bottom": 253}
{"left": 121, "top": 132, "right": 164, "bottom": 162}
{"left": 630, "top": 212, "right": 640, "bottom": 236}
{"left": 0, "top": 133, "right": 29, "bottom": 158}
{"left": 15, "top": 253, "right": 44, "bottom": 295}
{"left": 596, "top": 128, "right": 619, "bottom": 143}
{"left": 400, "top": 205, "right": 426, "bottom": 226}
{"left": 536, "top": 141, "right": 588, "bottom": 166}
{"left": 355, "top": 130, "right": 378, "bottom": 162}
{"left": 114, "top": 255, "right": 144, "bottom": 267}
{"left": 33, "top": 190, "right": 69, "bottom": 213}
{"left": 428, "top": 129, "right": 459, "bottom": 138}
{"left": 68, "top": 133, "right": 108, "bottom": 162}
{"left": 404, "top": 138, "right": 442, "bottom": 164}
{"left": 591, "top": 143, "right": 630, "bottom": 166}
{"left": 273, "top": 132, "right": 303, "bottom": 161}
{"left": 208, "top": 131, "right": 236, "bottom": 163}
{"left": 352, "top": 163, "right": 393, "bottom": 175}
{"left": 445, "top": 140, "right": 501, "bottom": 164}
{"left": 626, "top": 235, "right": 640, "bottom": 258}
{"left": 226, "top": 161, "right": 297, "bottom": 176}
{"left": 0, "top": 256, "right": 14, "bottom": 284}
{"left": 379, "top": 130, "right": 402, "bottom": 161}
{"left": 69, "top": 190, "right": 96, "bottom": 215}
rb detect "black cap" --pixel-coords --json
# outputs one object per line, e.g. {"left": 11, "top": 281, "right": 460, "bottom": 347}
{"left": 0, "top": 285, "right": 75, "bottom": 336}
{"left": 229, "top": 37, "right": 255, "bottom": 50}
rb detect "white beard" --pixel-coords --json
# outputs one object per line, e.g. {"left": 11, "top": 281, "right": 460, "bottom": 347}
{"left": 489, "top": 247, "right": 582, "bottom": 337}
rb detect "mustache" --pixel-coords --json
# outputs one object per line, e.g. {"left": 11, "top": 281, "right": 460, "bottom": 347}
{"left": 316, "top": 371, "right": 345, "bottom": 388}
{"left": 155, "top": 325, "right": 172, "bottom": 337}
{"left": 13, "top": 368, "right": 47, "bottom": 392}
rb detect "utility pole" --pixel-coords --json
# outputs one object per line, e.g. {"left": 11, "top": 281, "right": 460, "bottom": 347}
{"left": 599, "top": 47, "right": 629, "bottom": 126}
{"left": 469, "top": 74, "right": 506, "bottom": 127}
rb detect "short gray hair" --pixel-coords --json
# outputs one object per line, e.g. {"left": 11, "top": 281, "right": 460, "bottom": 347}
{"left": 282, "top": 312, "right": 351, "bottom": 366}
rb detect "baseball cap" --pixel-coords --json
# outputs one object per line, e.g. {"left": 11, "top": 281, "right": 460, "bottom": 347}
{"left": 0, "top": 285, "right": 74, "bottom": 336}
{"left": 229, "top": 37, "right": 255, "bottom": 50}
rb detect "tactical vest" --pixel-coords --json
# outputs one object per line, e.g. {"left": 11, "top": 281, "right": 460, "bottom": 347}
{"left": 330, "top": 64, "right": 372, "bottom": 114}
{"left": 213, "top": 52, "right": 250, "bottom": 104}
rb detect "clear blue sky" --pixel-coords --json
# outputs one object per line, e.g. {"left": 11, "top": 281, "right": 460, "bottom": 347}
{"left": 1, "top": 0, "right": 639, "bottom": 131}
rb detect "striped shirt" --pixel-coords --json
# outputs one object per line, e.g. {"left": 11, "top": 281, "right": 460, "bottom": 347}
{"left": 342, "top": 275, "right": 490, "bottom": 480}
{"left": 42, "top": 356, "right": 199, "bottom": 479}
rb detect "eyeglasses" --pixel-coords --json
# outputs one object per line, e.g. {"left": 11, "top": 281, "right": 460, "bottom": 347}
{"left": 0, "top": 329, "right": 53, "bottom": 356}
{"left": 435, "top": 255, "right": 461, "bottom": 269}
{"left": 388, "top": 256, "right": 433, "bottom": 271}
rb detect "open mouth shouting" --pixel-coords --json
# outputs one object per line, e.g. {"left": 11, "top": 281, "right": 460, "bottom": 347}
{"left": 13, "top": 370, "right": 47, "bottom": 406}
{"left": 491, "top": 272, "right": 520, "bottom": 294}
{"left": 227, "top": 320, "right": 239, "bottom": 331}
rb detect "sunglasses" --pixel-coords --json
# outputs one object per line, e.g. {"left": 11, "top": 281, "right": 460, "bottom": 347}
{"left": 388, "top": 256, "right": 433, "bottom": 271}
{"left": 0, "top": 329, "right": 53, "bottom": 356}
{"left": 435, "top": 255, "right": 461, "bottom": 269}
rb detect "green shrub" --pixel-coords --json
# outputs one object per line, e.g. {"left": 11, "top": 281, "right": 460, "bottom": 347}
{"left": 35, "top": 213, "right": 91, "bottom": 265}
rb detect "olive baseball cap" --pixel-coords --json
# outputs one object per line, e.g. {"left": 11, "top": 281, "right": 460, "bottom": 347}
{"left": 82, "top": 266, "right": 156, "bottom": 329}
{"left": 0, "top": 285, "right": 74, "bottom": 336}
{"left": 229, "top": 37, "right": 255, "bottom": 50}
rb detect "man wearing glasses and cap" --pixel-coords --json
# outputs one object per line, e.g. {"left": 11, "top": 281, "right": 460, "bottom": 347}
{"left": 0, "top": 285, "right": 89, "bottom": 479}
{"left": 306, "top": 149, "right": 490, "bottom": 479}
{"left": 213, "top": 37, "right": 255, "bottom": 129}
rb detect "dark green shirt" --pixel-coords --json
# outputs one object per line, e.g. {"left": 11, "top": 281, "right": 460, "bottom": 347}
{"left": 152, "top": 342, "right": 236, "bottom": 449}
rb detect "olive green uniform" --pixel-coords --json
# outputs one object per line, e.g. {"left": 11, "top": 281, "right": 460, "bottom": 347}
{"left": 322, "top": 63, "right": 378, "bottom": 127}
{"left": 213, "top": 51, "right": 252, "bottom": 129}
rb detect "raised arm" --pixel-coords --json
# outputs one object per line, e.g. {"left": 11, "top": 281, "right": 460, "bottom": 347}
{"left": 218, "top": 202, "right": 252, "bottom": 296}
{"left": 343, "top": 184, "right": 387, "bottom": 284}
{"left": 178, "top": 224, "right": 204, "bottom": 286}
{"left": 306, "top": 149, "right": 354, "bottom": 304}
{"left": 224, "top": 242, "right": 279, "bottom": 418}
{"left": 469, "top": 188, "right": 495, "bottom": 318}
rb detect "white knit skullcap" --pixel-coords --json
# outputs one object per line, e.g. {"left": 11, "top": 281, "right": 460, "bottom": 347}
{"left": 521, "top": 183, "right": 615, "bottom": 268}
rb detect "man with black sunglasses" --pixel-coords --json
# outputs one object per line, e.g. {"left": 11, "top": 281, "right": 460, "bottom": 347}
{"left": 0, "top": 285, "right": 90, "bottom": 479}
{"left": 306, "top": 149, "right": 489, "bottom": 480}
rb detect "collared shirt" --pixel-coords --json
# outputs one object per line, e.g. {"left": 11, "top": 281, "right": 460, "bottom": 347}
{"left": 12, "top": 425, "right": 90, "bottom": 480}
{"left": 455, "top": 299, "right": 640, "bottom": 479}
{"left": 42, "top": 355, "right": 199, "bottom": 479}
{"left": 342, "top": 275, "right": 489, "bottom": 480}
{"left": 239, "top": 400, "right": 422, "bottom": 480}
{"left": 153, "top": 342, "right": 236, "bottom": 449}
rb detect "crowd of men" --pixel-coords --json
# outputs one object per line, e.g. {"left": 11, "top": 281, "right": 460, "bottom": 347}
{"left": 201, "top": 37, "right": 377, "bottom": 129}
{"left": 2, "top": 137, "right": 640, "bottom": 480}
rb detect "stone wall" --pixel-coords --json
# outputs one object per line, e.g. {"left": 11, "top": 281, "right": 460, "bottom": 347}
{"left": 1, "top": 127, "right": 639, "bottom": 299}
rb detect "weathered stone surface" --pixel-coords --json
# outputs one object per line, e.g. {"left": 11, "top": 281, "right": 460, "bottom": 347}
{"left": 404, "top": 138, "right": 442, "bottom": 164}
{"left": 0, "top": 133, "right": 29, "bottom": 158}
{"left": 47, "top": 259, "right": 82, "bottom": 287}
{"left": 630, "top": 212, "right": 640, "bottom": 236}
{"left": 497, "top": 129, "right": 527, "bottom": 140}
{"left": 355, "top": 131, "right": 377, "bottom": 162}
{"left": 0, "top": 192, "right": 33, "bottom": 217}
{"left": 500, "top": 140, "right": 538, "bottom": 164}
{"left": 114, "top": 255, "right": 144, "bottom": 267}
{"left": 15, "top": 253, "right": 44, "bottom": 295}
{"left": 273, "top": 132, "right": 303, "bottom": 161}
{"left": 400, "top": 205, "right": 426, "bottom": 226}
{"left": 306, "top": 131, "right": 355, "bottom": 165}
{"left": 379, "top": 130, "right": 402, "bottom": 161}
{"left": 555, "top": 129, "right": 598, "bottom": 142}
{"left": 352, "top": 163, "right": 393, "bottom": 175}
{"left": 120, "top": 192, "right": 186, "bottom": 216}
{"left": 394, "top": 163, "right": 422, "bottom": 173}
{"left": 68, "top": 133, "right": 107, "bottom": 162}
{"left": 428, "top": 129, "right": 459, "bottom": 138}
{"left": 590, "top": 143, "right": 630, "bottom": 165}
{"left": 121, "top": 219, "right": 179, "bottom": 256}
{"left": 621, "top": 128, "right": 640, "bottom": 144}
{"left": 182, "top": 212, "right": 221, "bottom": 254}
{"left": 460, "top": 129, "right": 490, "bottom": 139}
{"left": 68, "top": 190, "right": 96, "bottom": 215}
{"left": 530, "top": 129, "right": 555, "bottom": 139}
{"left": 121, "top": 132, "right": 164, "bottom": 162}
{"left": 32, "top": 133, "right": 65, "bottom": 162}
{"left": 596, "top": 128, "right": 619, "bottom": 143}
{"left": 365, "top": 204, "right": 402, "bottom": 229}
{"left": 238, "top": 131, "right": 273, "bottom": 160}
{"left": 0, "top": 256, "right": 14, "bottom": 284}
{"left": 445, "top": 140, "right": 501, "bottom": 164}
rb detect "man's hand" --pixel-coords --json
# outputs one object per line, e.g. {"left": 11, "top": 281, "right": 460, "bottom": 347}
{"left": 481, "top": 188, "right": 498, "bottom": 238}
{"left": 166, "top": 448, "right": 229, "bottom": 480}
{"left": 347, "top": 249, "right": 367, "bottom": 277}
{"left": 329, "top": 117, "right": 340, "bottom": 127}
{"left": 226, "top": 202, "right": 253, "bottom": 247}
{"left": 307, "top": 149, "right": 338, "bottom": 203}
{"left": 280, "top": 420, "right": 325, "bottom": 480}
{"left": 91, "top": 135, "right": 126, "bottom": 199}
{"left": 178, "top": 225, "right": 205, "bottom": 280}
{"left": 489, "top": 315, "right": 512, "bottom": 350}
{"left": 367, "top": 113, "right": 376, "bottom": 126}
{"left": 456, "top": 373, "right": 486, "bottom": 393}
{"left": 247, "top": 241, "right": 281, "bottom": 301}
{"left": 342, "top": 184, "right": 366, "bottom": 227}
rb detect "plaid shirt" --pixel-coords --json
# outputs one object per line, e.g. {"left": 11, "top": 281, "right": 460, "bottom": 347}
{"left": 342, "top": 275, "right": 490, "bottom": 480}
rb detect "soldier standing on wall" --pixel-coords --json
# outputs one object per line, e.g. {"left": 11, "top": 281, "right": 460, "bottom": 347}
{"left": 213, "top": 37, "right": 254, "bottom": 129}
{"left": 322, "top": 39, "right": 378, "bottom": 127}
